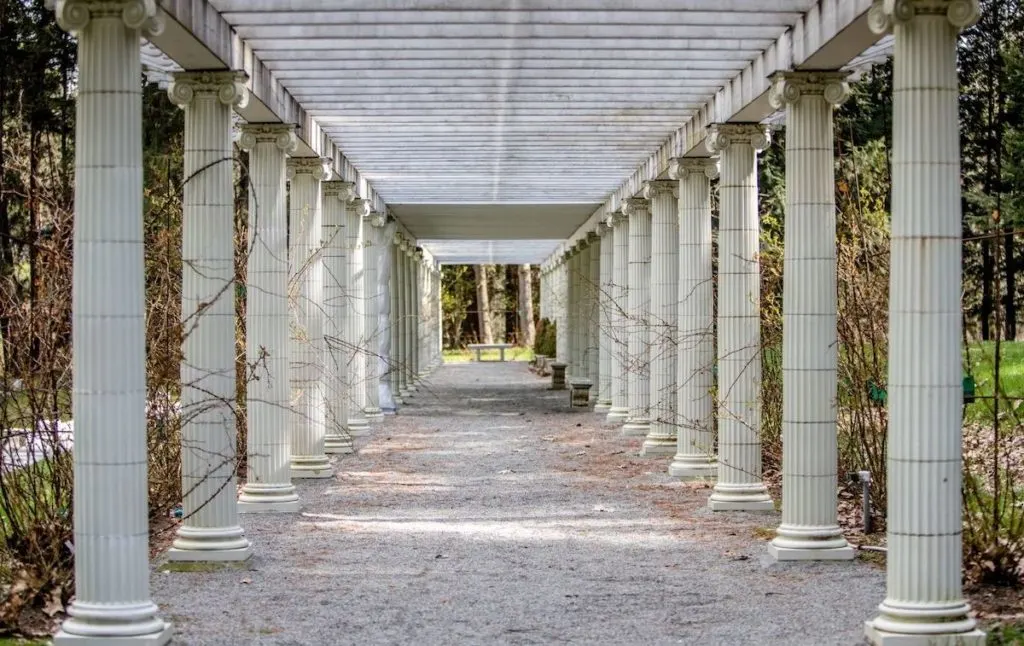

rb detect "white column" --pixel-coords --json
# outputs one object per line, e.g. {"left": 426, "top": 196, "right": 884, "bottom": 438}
{"left": 555, "top": 255, "right": 570, "bottom": 363}
{"left": 641, "top": 180, "right": 679, "bottom": 456}
{"left": 622, "top": 197, "right": 652, "bottom": 437}
{"left": 767, "top": 71, "right": 854, "bottom": 561}
{"left": 569, "top": 245, "right": 583, "bottom": 378}
{"left": 237, "top": 124, "right": 301, "bottom": 513}
{"left": 286, "top": 157, "right": 334, "bottom": 479}
{"left": 668, "top": 157, "right": 719, "bottom": 480}
{"left": 345, "top": 201, "right": 369, "bottom": 434}
{"left": 865, "top": 2, "right": 984, "bottom": 644}
{"left": 321, "top": 181, "right": 357, "bottom": 454}
{"left": 407, "top": 248, "right": 421, "bottom": 389}
{"left": 595, "top": 223, "right": 614, "bottom": 412}
{"left": 363, "top": 208, "right": 386, "bottom": 419}
{"left": 168, "top": 71, "right": 253, "bottom": 561}
{"left": 53, "top": 3, "right": 171, "bottom": 642}
{"left": 402, "top": 245, "right": 416, "bottom": 394}
{"left": 377, "top": 217, "right": 398, "bottom": 412}
{"left": 606, "top": 212, "right": 630, "bottom": 423}
{"left": 706, "top": 124, "right": 773, "bottom": 511}
{"left": 390, "top": 236, "right": 405, "bottom": 405}
{"left": 588, "top": 232, "right": 601, "bottom": 393}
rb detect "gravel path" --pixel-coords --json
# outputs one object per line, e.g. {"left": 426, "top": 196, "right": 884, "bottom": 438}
{"left": 151, "top": 362, "right": 884, "bottom": 645}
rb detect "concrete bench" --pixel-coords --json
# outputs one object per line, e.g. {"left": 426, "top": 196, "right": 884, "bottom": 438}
{"left": 467, "top": 343, "right": 514, "bottom": 362}
{"left": 569, "top": 379, "right": 593, "bottom": 407}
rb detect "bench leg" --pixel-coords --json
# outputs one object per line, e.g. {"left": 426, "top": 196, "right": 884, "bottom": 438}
{"left": 500, "top": 348, "right": 505, "bottom": 361}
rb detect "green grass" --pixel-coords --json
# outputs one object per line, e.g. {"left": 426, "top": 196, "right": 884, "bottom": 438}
{"left": 964, "top": 341, "right": 1024, "bottom": 423}
{"left": 442, "top": 347, "right": 534, "bottom": 363}
{"left": 0, "top": 638, "right": 51, "bottom": 645}
{"left": 987, "top": 621, "right": 1024, "bottom": 645}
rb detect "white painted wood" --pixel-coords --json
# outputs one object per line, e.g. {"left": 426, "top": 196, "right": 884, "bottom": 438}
{"left": 668, "top": 158, "right": 719, "bottom": 480}
{"left": 52, "top": 2, "right": 172, "bottom": 642}
{"left": 706, "top": 124, "right": 773, "bottom": 512}
{"left": 640, "top": 181, "right": 679, "bottom": 456}
{"left": 864, "top": 2, "right": 985, "bottom": 643}
{"left": 237, "top": 123, "right": 301, "bottom": 512}
{"left": 622, "top": 198, "right": 652, "bottom": 437}
{"left": 286, "top": 157, "right": 334, "bottom": 479}
{"left": 606, "top": 212, "right": 630, "bottom": 424}
{"left": 321, "top": 181, "right": 357, "bottom": 454}
{"left": 166, "top": 71, "right": 252, "bottom": 561}
{"left": 767, "top": 71, "right": 854, "bottom": 561}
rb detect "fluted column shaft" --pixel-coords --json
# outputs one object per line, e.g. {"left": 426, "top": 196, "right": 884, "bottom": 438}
{"left": 623, "top": 198, "right": 652, "bottom": 436}
{"left": 286, "top": 157, "right": 333, "bottom": 479}
{"left": 364, "top": 210, "right": 384, "bottom": 418}
{"left": 54, "top": 4, "right": 171, "bottom": 642}
{"left": 555, "top": 258, "right": 569, "bottom": 363}
{"left": 706, "top": 124, "right": 773, "bottom": 511}
{"left": 238, "top": 124, "right": 301, "bottom": 512}
{"left": 588, "top": 234, "right": 601, "bottom": 392}
{"left": 377, "top": 220, "right": 398, "bottom": 412}
{"left": 669, "top": 158, "right": 719, "bottom": 479}
{"left": 406, "top": 250, "right": 419, "bottom": 389}
{"left": 346, "top": 205, "right": 369, "bottom": 432}
{"left": 321, "top": 182, "right": 356, "bottom": 453}
{"left": 572, "top": 246, "right": 586, "bottom": 378}
{"left": 865, "top": 2, "right": 984, "bottom": 644}
{"left": 606, "top": 213, "right": 630, "bottom": 423}
{"left": 396, "top": 242, "right": 410, "bottom": 398}
{"left": 768, "top": 72, "right": 854, "bottom": 560}
{"left": 641, "top": 182, "right": 679, "bottom": 455}
{"left": 167, "top": 71, "right": 251, "bottom": 561}
{"left": 402, "top": 247, "right": 416, "bottom": 392}
{"left": 595, "top": 225, "right": 614, "bottom": 412}
{"left": 389, "top": 240, "right": 404, "bottom": 404}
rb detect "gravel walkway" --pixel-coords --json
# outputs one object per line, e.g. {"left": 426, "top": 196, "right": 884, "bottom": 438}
{"left": 151, "top": 362, "right": 884, "bottom": 645}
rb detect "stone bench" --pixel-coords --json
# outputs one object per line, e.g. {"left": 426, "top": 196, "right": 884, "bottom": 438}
{"left": 467, "top": 343, "right": 514, "bottom": 362}
{"left": 569, "top": 379, "right": 593, "bottom": 407}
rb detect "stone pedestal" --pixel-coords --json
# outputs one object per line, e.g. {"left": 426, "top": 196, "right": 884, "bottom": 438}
{"left": 286, "top": 157, "right": 334, "bottom": 480}
{"left": 767, "top": 71, "right": 854, "bottom": 561}
{"left": 167, "top": 71, "right": 252, "bottom": 562}
{"left": 551, "top": 363, "right": 567, "bottom": 390}
{"left": 641, "top": 181, "right": 679, "bottom": 456}
{"left": 238, "top": 124, "right": 301, "bottom": 513}
{"left": 668, "top": 158, "right": 719, "bottom": 480}
{"left": 570, "top": 380, "right": 593, "bottom": 407}
{"left": 622, "top": 197, "right": 652, "bottom": 437}
{"left": 595, "top": 223, "right": 614, "bottom": 412}
{"left": 606, "top": 212, "right": 630, "bottom": 424}
{"left": 53, "top": 3, "right": 172, "bottom": 642}
{"left": 706, "top": 124, "right": 773, "bottom": 512}
{"left": 864, "top": 2, "right": 985, "bottom": 644}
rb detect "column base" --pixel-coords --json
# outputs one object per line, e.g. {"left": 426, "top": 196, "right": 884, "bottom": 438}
{"left": 169, "top": 525, "right": 252, "bottom": 561}
{"left": 668, "top": 458, "right": 718, "bottom": 479}
{"left": 347, "top": 417, "right": 371, "bottom": 437}
{"left": 621, "top": 418, "right": 649, "bottom": 437}
{"left": 708, "top": 483, "right": 774, "bottom": 512}
{"left": 769, "top": 525, "right": 853, "bottom": 560}
{"left": 593, "top": 400, "right": 612, "bottom": 413}
{"left": 767, "top": 542, "right": 854, "bottom": 561}
{"left": 324, "top": 436, "right": 355, "bottom": 454}
{"left": 364, "top": 406, "right": 384, "bottom": 419}
{"left": 56, "top": 604, "right": 171, "bottom": 646}
{"left": 290, "top": 465, "right": 334, "bottom": 479}
{"left": 640, "top": 435, "right": 676, "bottom": 456}
{"left": 865, "top": 621, "right": 984, "bottom": 646}
{"left": 605, "top": 406, "right": 629, "bottom": 424}
{"left": 237, "top": 483, "right": 299, "bottom": 513}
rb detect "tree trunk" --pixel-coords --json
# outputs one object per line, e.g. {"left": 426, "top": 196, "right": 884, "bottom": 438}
{"left": 1006, "top": 226, "right": 1017, "bottom": 340}
{"left": 474, "top": 264, "right": 493, "bottom": 344}
{"left": 982, "top": 237, "right": 994, "bottom": 340}
{"left": 518, "top": 264, "right": 535, "bottom": 347}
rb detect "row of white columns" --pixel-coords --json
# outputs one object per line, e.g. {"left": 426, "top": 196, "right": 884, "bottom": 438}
{"left": 53, "top": 3, "right": 442, "bottom": 642}
{"left": 540, "top": 2, "right": 984, "bottom": 642}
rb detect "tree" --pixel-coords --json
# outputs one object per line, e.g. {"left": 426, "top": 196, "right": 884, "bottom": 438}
{"left": 518, "top": 264, "right": 535, "bottom": 347}
{"left": 474, "top": 264, "right": 493, "bottom": 344}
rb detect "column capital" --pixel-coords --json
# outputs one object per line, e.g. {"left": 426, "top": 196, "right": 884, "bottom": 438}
{"left": 586, "top": 231, "right": 600, "bottom": 244}
{"left": 706, "top": 123, "right": 771, "bottom": 154}
{"left": 768, "top": 70, "right": 851, "bottom": 109}
{"left": 168, "top": 70, "right": 248, "bottom": 109}
{"left": 54, "top": 0, "right": 163, "bottom": 37}
{"left": 369, "top": 210, "right": 389, "bottom": 228}
{"left": 237, "top": 123, "right": 298, "bottom": 154}
{"left": 641, "top": 179, "right": 678, "bottom": 201}
{"left": 868, "top": 0, "right": 980, "bottom": 33}
{"left": 322, "top": 181, "right": 358, "bottom": 203}
{"left": 286, "top": 157, "right": 332, "bottom": 182}
{"left": 353, "top": 198, "right": 374, "bottom": 219}
{"left": 669, "top": 157, "right": 719, "bottom": 181}
{"left": 597, "top": 221, "right": 613, "bottom": 237}
{"left": 622, "top": 196, "right": 650, "bottom": 218}
{"left": 604, "top": 209, "right": 626, "bottom": 228}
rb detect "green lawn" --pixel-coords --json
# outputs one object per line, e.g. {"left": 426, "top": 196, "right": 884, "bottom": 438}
{"left": 443, "top": 347, "right": 534, "bottom": 363}
{"left": 964, "top": 341, "right": 1024, "bottom": 423}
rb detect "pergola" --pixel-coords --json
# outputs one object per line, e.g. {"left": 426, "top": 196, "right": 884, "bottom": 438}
{"left": 49, "top": 1, "right": 982, "bottom": 645}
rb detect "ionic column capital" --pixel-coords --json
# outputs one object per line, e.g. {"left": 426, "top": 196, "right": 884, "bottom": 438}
{"left": 868, "top": 0, "right": 980, "bottom": 33}
{"left": 668, "top": 157, "right": 719, "bottom": 181}
{"left": 168, "top": 70, "right": 249, "bottom": 109}
{"left": 237, "top": 123, "right": 298, "bottom": 154}
{"left": 369, "top": 210, "right": 389, "bottom": 228}
{"left": 622, "top": 196, "right": 650, "bottom": 218}
{"left": 586, "top": 231, "right": 600, "bottom": 245}
{"left": 597, "top": 221, "right": 613, "bottom": 237}
{"left": 353, "top": 198, "right": 374, "bottom": 219}
{"left": 768, "top": 70, "right": 851, "bottom": 109}
{"left": 322, "top": 181, "right": 358, "bottom": 203}
{"left": 641, "top": 179, "right": 678, "bottom": 201}
{"left": 604, "top": 209, "right": 626, "bottom": 228}
{"left": 706, "top": 123, "right": 771, "bottom": 154}
{"left": 54, "top": 0, "right": 163, "bottom": 37}
{"left": 286, "top": 157, "right": 332, "bottom": 182}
